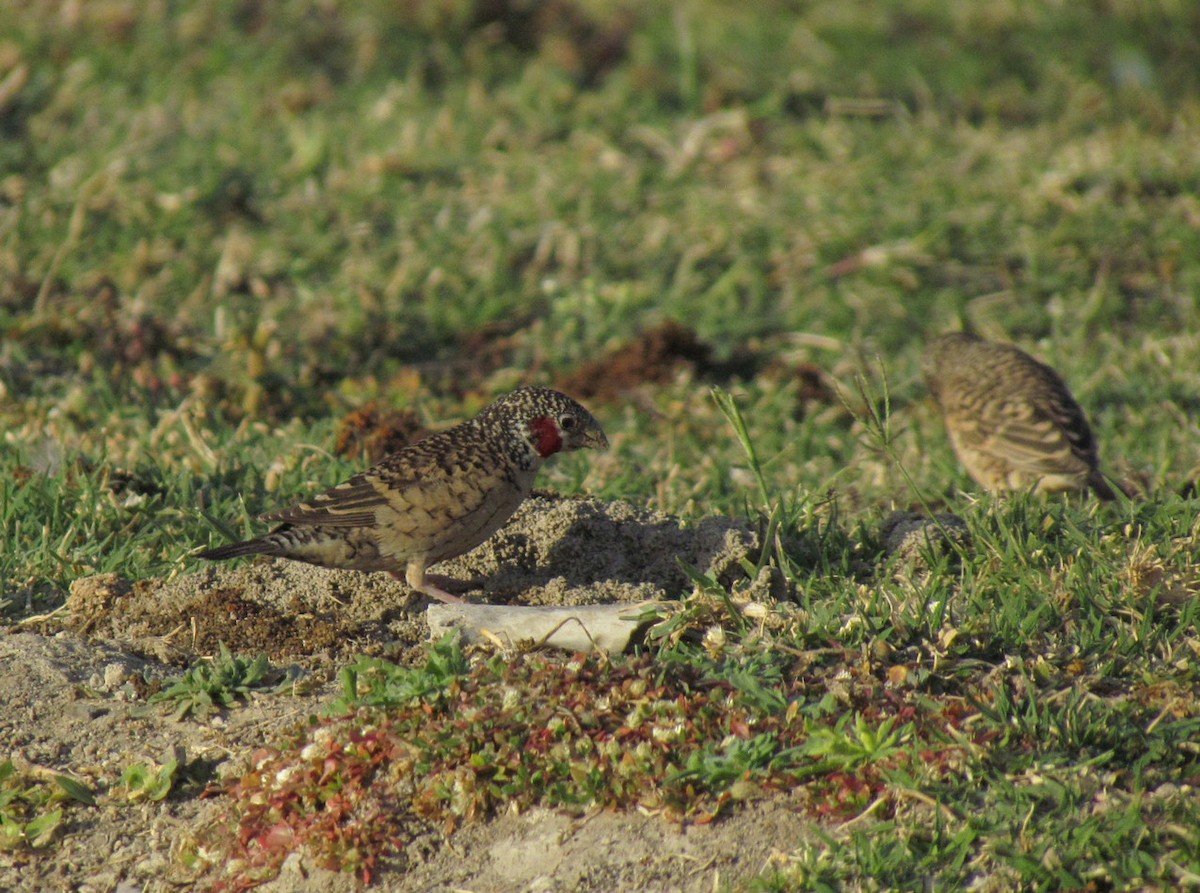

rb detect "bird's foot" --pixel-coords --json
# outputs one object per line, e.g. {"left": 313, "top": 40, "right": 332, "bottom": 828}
{"left": 389, "top": 570, "right": 474, "bottom": 604}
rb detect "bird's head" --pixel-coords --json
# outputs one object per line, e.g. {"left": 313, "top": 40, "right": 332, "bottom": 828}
{"left": 486, "top": 386, "right": 608, "bottom": 463}
{"left": 921, "top": 331, "right": 982, "bottom": 398}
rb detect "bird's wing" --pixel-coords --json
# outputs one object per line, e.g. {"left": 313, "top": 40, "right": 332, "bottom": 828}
{"left": 260, "top": 473, "right": 390, "bottom": 528}
{"left": 373, "top": 451, "right": 516, "bottom": 527}
{"left": 967, "top": 395, "right": 1094, "bottom": 475}
{"left": 261, "top": 435, "right": 514, "bottom": 530}
{"left": 1040, "top": 390, "right": 1099, "bottom": 460}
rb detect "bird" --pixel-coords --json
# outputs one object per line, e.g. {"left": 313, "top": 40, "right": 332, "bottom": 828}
{"left": 197, "top": 387, "right": 608, "bottom": 602}
{"left": 922, "top": 331, "right": 1120, "bottom": 500}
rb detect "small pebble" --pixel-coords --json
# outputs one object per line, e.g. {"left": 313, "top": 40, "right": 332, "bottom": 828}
{"left": 103, "top": 662, "right": 131, "bottom": 689}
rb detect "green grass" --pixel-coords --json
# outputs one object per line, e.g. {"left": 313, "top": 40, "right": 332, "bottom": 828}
{"left": 3, "top": 0, "right": 1200, "bottom": 889}
{"left": 144, "top": 641, "right": 293, "bottom": 720}
{"left": 0, "top": 760, "right": 95, "bottom": 852}
{"left": 119, "top": 758, "right": 180, "bottom": 803}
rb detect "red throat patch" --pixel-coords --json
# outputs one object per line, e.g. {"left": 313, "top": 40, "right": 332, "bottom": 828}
{"left": 529, "top": 416, "right": 563, "bottom": 458}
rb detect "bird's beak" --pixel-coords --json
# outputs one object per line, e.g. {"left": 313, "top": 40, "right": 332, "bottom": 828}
{"left": 583, "top": 426, "right": 609, "bottom": 451}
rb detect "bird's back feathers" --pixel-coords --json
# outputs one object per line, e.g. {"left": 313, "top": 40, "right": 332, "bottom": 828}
{"left": 924, "top": 332, "right": 1116, "bottom": 499}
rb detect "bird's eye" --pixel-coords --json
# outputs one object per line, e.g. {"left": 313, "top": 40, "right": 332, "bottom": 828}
{"left": 559, "top": 414, "right": 577, "bottom": 430}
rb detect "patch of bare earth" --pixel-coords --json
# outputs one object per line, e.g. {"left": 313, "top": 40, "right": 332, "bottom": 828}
{"left": 555, "top": 319, "right": 758, "bottom": 405}
{"left": 0, "top": 495, "right": 822, "bottom": 893}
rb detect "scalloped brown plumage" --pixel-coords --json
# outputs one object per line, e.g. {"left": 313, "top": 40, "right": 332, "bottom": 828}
{"left": 922, "top": 332, "right": 1119, "bottom": 500}
{"left": 197, "top": 387, "right": 608, "bottom": 602}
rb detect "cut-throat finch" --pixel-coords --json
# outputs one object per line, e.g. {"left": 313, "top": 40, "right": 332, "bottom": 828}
{"left": 923, "top": 332, "right": 1120, "bottom": 500}
{"left": 197, "top": 387, "right": 608, "bottom": 602}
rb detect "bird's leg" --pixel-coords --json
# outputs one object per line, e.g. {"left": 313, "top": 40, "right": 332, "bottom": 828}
{"left": 425, "top": 573, "right": 477, "bottom": 596}
{"left": 392, "top": 559, "right": 464, "bottom": 604}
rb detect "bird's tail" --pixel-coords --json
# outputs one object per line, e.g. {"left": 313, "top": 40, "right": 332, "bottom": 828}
{"left": 1089, "top": 469, "right": 1134, "bottom": 502}
{"left": 196, "top": 538, "right": 277, "bottom": 561}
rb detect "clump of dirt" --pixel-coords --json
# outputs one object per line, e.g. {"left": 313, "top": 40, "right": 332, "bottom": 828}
{"left": 64, "top": 562, "right": 424, "bottom": 667}
{"left": 334, "top": 403, "right": 428, "bottom": 463}
{"left": 790, "top": 360, "right": 837, "bottom": 405}
{"left": 468, "top": 0, "right": 634, "bottom": 88}
{"left": 60, "top": 495, "right": 757, "bottom": 667}
{"left": 879, "top": 510, "right": 971, "bottom": 584}
{"left": 65, "top": 574, "right": 134, "bottom": 635}
{"left": 443, "top": 493, "right": 756, "bottom": 601}
{"left": 556, "top": 319, "right": 756, "bottom": 403}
